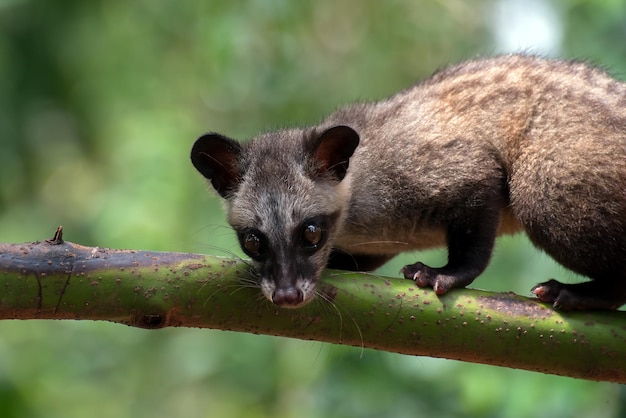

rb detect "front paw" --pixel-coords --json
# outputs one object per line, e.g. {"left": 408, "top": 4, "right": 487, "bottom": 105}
{"left": 401, "top": 262, "right": 456, "bottom": 295}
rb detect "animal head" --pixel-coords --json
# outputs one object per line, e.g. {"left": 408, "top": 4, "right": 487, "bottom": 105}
{"left": 191, "top": 125, "right": 359, "bottom": 307}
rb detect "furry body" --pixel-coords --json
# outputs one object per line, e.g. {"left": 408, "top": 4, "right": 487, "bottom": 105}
{"left": 191, "top": 54, "right": 626, "bottom": 310}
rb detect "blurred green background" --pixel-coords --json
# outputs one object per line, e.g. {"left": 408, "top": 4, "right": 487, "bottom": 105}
{"left": 0, "top": 0, "right": 625, "bottom": 417}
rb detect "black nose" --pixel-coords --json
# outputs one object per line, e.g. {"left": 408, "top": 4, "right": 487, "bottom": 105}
{"left": 272, "top": 287, "right": 304, "bottom": 307}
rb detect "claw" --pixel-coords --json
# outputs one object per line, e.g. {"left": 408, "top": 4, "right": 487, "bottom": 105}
{"left": 531, "top": 279, "right": 562, "bottom": 303}
{"left": 401, "top": 262, "right": 433, "bottom": 288}
{"left": 401, "top": 262, "right": 468, "bottom": 295}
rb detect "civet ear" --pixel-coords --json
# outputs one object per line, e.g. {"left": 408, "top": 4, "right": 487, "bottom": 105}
{"left": 191, "top": 133, "right": 243, "bottom": 198}
{"left": 311, "top": 125, "right": 360, "bottom": 181}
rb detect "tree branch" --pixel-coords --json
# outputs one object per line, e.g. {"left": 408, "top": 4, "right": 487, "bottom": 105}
{"left": 1, "top": 227, "right": 624, "bottom": 383}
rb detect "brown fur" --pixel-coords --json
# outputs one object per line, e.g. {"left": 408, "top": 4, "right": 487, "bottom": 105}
{"left": 191, "top": 54, "right": 626, "bottom": 310}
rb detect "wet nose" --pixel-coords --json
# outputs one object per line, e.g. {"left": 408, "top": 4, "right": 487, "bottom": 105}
{"left": 272, "top": 287, "right": 303, "bottom": 307}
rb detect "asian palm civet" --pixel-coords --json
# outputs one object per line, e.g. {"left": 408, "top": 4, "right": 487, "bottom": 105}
{"left": 191, "top": 54, "right": 626, "bottom": 310}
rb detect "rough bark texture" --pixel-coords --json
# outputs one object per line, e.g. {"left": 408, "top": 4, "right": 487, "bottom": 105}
{"left": 1, "top": 228, "right": 625, "bottom": 382}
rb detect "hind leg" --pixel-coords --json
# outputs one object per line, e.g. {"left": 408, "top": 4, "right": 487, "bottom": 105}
{"left": 521, "top": 206, "right": 626, "bottom": 310}
{"left": 521, "top": 201, "right": 626, "bottom": 310}
{"left": 510, "top": 148, "right": 626, "bottom": 310}
{"left": 532, "top": 279, "right": 626, "bottom": 310}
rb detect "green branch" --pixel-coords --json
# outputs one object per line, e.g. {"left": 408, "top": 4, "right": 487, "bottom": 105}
{"left": 1, "top": 227, "right": 624, "bottom": 383}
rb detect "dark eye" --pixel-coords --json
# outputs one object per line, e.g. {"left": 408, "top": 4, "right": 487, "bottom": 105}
{"left": 240, "top": 230, "right": 265, "bottom": 260}
{"left": 301, "top": 222, "right": 323, "bottom": 249}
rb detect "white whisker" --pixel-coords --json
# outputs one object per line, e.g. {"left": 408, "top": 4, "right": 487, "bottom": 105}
{"left": 349, "top": 240, "right": 409, "bottom": 247}
{"left": 315, "top": 277, "right": 367, "bottom": 357}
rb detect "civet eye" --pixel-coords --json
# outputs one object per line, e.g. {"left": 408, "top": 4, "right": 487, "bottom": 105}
{"left": 301, "top": 222, "right": 324, "bottom": 250}
{"left": 241, "top": 229, "right": 265, "bottom": 260}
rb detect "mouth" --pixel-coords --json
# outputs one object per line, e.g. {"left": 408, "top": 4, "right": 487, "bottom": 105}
{"left": 273, "top": 299, "right": 312, "bottom": 309}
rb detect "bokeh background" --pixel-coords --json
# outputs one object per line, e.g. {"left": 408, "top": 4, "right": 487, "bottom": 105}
{"left": 1, "top": 0, "right": 625, "bottom": 417}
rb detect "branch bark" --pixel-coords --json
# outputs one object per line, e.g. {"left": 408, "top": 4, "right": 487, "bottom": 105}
{"left": 1, "top": 227, "right": 625, "bottom": 383}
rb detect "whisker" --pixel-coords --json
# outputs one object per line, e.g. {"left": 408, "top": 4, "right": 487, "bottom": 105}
{"left": 348, "top": 240, "right": 409, "bottom": 247}
{"left": 199, "top": 260, "right": 260, "bottom": 307}
{"left": 192, "top": 243, "right": 243, "bottom": 258}
{"left": 190, "top": 223, "right": 245, "bottom": 256}
{"left": 336, "top": 232, "right": 410, "bottom": 244}
{"left": 315, "top": 278, "right": 367, "bottom": 357}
